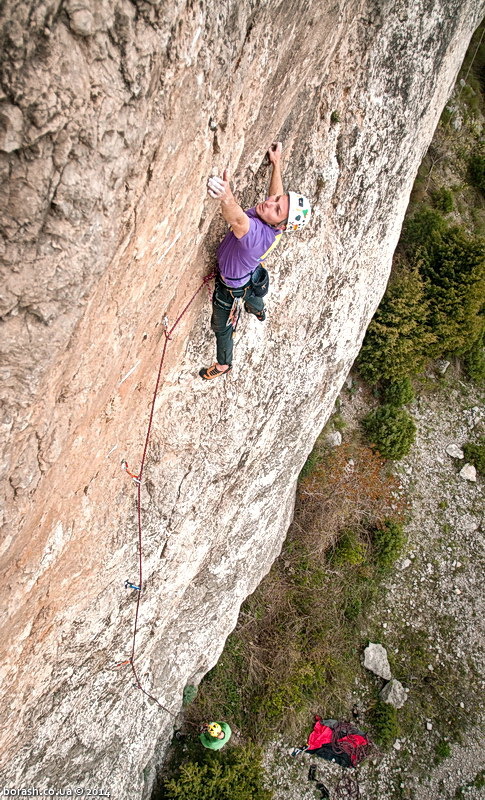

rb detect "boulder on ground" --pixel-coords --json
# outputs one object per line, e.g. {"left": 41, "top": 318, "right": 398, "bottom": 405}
{"left": 436, "top": 359, "right": 450, "bottom": 375}
{"left": 325, "top": 431, "right": 342, "bottom": 447}
{"left": 446, "top": 444, "right": 464, "bottom": 459}
{"left": 380, "top": 678, "right": 408, "bottom": 708}
{"left": 363, "top": 642, "right": 391, "bottom": 680}
{"left": 459, "top": 463, "right": 476, "bottom": 482}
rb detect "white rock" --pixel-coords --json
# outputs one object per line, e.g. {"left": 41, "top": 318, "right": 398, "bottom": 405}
{"left": 459, "top": 463, "right": 476, "bottom": 482}
{"left": 446, "top": 444, "right": 464, "bottom": 459}
{"left": 436, "top": 359, "right": 450, "bottom": 374}
{"left": 426, "top": 722, "right": 433, "bottom": 731}
{"left": 380, "top": 678, "right": 408, "bottom": 708}
{"left": 363, "top": 643, "right": 391, "bottom": 680}
{"left": 325, "top": 430, "right": 342, "bottom": 447}
{"left": 393, "top": 739, "right": 401, "bottom": 750}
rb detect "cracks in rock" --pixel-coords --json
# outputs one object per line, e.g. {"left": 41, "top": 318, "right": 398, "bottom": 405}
{"left": 233, "top": 12, "right": 257, "bottom": 72}
{"left": 166, "top": 464, "right": 192, "bottom": 533}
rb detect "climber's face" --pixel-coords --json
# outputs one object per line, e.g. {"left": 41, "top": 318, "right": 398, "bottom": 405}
{"left": 256, "top": 194, "right": 289, "bottom": 228}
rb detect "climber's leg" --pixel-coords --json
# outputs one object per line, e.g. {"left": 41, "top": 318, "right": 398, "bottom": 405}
{"left": 200, "top": 280, "right": 235, "bottom": 378}
{"left": 244, "top": 291, "right": 266, "bottom": 321}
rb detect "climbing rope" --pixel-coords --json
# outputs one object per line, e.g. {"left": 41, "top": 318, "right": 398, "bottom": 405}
{"left": 331, "top": 720, "right": 375, "bottom": 767}
{"left": 114, "top": 270, "right": 216, "bottom": 713}
{"left": 331, "top": 720, "right": 376, "bottom": 800}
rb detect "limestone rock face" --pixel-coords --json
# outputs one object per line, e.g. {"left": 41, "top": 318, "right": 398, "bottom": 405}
{"left": 0, "top": 0, "right": 482, "bottom": 795}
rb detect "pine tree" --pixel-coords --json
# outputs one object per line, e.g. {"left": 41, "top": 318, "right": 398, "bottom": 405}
{"left": 357, "top": 268, "right": 435, "bottom": 383}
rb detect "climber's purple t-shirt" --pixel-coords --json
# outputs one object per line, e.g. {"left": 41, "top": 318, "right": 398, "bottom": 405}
{"left": 216, "top": 207, "right": 282, "bottom": 288}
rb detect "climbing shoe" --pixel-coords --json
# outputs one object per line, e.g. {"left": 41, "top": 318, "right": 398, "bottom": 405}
{"left": 244, "top": 303, "right": 266, "bottom": 321}
{"left": 199, "top": 363, "right": 232, "bottom": 380}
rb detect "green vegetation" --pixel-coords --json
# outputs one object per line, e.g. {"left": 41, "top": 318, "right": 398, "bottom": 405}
{"left": 463, "top": 333, "right": 485, "bottom": 384}
{"left": 372, "top": 521, "right": 406, "bottom": 572}
{"left": 418, "top": 226, "right": 485, "bottom": 357}
{"left": 357, "top": 267, "right": 435, "bottom": 383}
{"left": 401, "top": 207, "right": 447, "bottom": 252}
{"left": 362, "top": 405, "right": 416, "bottom": 460}
{"left": 463, "top": 437, "right": 485, "bottom": 474}
{"left": 468, "top": 152, "right": 485, "bottom": 194}
{"left": 358, "top": 218, "right": 485, "bottom": 388}
{"left": 368, "top": 701, "right": 399, "bottom": 748}
{"left": 298, "top": 444, "right": 321, "bottom": 479}
{"left": 330, "top": 529, "right": 366, "bottom": 566}
{"left": 381, "top": 377, "right": 415, "bottom": 406}
{"left": 434, "top": 739, "right": 451, "bottom": 763}
{"left": 431, "top": 187, "right": 454, "bottom": 213}
{"left": 161, "top": 745, "right": 272, "bottom": 800}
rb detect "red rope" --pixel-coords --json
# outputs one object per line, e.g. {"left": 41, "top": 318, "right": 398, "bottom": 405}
{"left": 119, "top": 271, "right": 215, "bottom": 713}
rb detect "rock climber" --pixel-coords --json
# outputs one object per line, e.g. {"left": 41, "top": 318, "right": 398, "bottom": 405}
{"left": 199, "top": 721, "right": 232, "bottom": 750}
{"left": 199, "top": 142, "right": 311, "bottom": 380}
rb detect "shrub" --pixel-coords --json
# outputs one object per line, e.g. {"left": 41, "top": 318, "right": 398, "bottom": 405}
{"left": 431, "top": 187, "right": 454, "bottom": 213}
{"left": 463, "top": 333, "right": 485, "bottom": 384}
{"left": 462, "top": 438, "right": 485, "bottom": 474}
{"left": 368, "top": 700, "right": 399, "bottom": 748}
{"left": 162, "top": 745, "right": 272, "bottom": 800}
{"left": 418, "top": 226, "right": 485, "bottom": 357}
{"left": 330, "top": 529, "right": 367, "bottom": 566}
{"left": 401, "top": 207, "right": 447, "bottom": 254}
{"left": 468, "top": 153, "right": 485, "bottom": 194}
{"left": 357, "top": 268, "right": 435, "bottom": 383}
{"left": 372, "top": 520, "right": 407, "bottom": 572}
{"left": 381, "top": 377, "right": 415, "bottom": 406}
{"left": 362, "top": 405, "right": 416, "bottom": 460}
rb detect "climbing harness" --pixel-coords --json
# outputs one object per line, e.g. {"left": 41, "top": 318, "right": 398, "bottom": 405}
{"left": 115, "top": 270, "right": 215, "bottom": 713}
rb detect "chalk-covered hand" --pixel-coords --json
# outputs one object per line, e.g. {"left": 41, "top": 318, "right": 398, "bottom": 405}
{"left": 207, "top": 169, "right": 231, "bottom": 200}
{"left": 268, "top": 141, "right": 282, "bottom": 164}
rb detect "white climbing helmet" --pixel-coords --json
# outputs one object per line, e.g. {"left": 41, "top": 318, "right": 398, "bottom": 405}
{"left": 286, "top": 191, "right": 311, "bottom": 232}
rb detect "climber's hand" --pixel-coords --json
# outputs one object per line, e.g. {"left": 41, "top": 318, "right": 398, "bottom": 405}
{"left": 268, "top": 141, "right": 282, "bottom": 164}
{"left": 207, "top": 169, "right": 232, "bottom": 201}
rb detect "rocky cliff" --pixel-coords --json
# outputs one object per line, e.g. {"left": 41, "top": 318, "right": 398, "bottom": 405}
{"left": 1, "top": 0, "right": 483, "bottom": 795}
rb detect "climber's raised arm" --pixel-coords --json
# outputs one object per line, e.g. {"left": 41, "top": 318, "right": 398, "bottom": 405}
{"left": 268, "top": 141, "right": 284, "bottom": 197}
{"left": 207, "top": 170, "right": 250, "bottom": 239}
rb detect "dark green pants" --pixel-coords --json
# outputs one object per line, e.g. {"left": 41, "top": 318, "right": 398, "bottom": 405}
{"left": 211, "top": 277, "right": 265, "bottom": 366}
